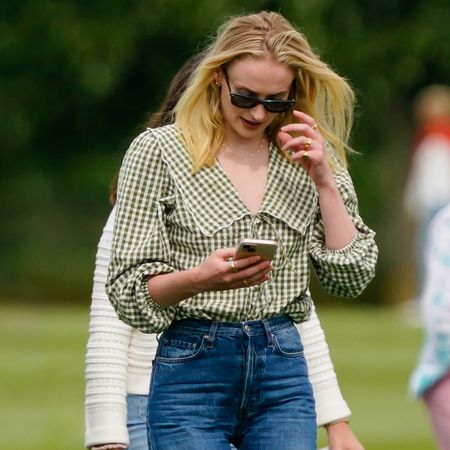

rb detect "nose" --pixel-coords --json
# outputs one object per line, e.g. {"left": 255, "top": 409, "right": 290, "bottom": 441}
{"left": 249, "top": 103, "right": 267, "bottom": 121}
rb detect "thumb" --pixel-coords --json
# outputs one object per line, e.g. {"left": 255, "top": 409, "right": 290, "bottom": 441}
{"left": 216, "top": 247, "right": 237, "bottom": 260}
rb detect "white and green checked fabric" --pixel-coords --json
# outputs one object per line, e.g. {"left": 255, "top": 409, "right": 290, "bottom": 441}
{"left": 106, "top": 124, "right": 377, "bottom": 333}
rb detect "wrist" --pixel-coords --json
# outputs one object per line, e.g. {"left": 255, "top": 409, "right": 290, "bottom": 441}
{"left": 147, "top": 268, "right": 202, "bottom": 306}
{"left": 324, "top": 419, "right": 349, "bottom": 430}
{"left": 316, "top": 177, "right": 338, "bottom": 195}
{"left": 188, "top": 264, "right": 205, "bottom": 296}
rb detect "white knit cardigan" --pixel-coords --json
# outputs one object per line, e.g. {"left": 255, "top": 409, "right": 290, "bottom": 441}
{"left": 85, "top": 207, "right": 351, "bottom": 448}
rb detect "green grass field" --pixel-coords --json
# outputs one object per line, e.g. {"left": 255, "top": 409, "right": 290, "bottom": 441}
{"left": 0, "top": 304, "right": 436, "bottom": 450}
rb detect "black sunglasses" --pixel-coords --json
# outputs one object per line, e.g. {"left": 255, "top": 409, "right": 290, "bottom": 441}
{"left": 222, "top": 68, "right": 296, "bottom": 113}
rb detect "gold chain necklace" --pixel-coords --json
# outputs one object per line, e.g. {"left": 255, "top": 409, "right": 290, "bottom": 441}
{"left": 221, "top": 137, "right": 266, "bottom": 160}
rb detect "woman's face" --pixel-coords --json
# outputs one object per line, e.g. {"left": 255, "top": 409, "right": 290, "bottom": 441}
{"left": 217, "top": 56, "right": 294, "bottom": 142}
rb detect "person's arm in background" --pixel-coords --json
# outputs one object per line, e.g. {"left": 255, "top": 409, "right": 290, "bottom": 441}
{"left": 298, "top": 303, "right": 364, "bottom": 450}
{"left": 421, "top": 205, "right": 450, "bottom": 372}
{"left": 403, "top": 137, "right": 450, "bottom": 223}
{"left": 85, "top": 207, "right": 131, "bottom": 450}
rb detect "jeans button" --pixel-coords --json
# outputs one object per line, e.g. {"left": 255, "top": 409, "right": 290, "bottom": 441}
{"left": 244, "top": 324, "right": 251, "bottom": 332}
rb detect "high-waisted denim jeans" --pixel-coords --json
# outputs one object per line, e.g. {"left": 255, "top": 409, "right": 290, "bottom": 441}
{"left": 148, "top": 315, "right": 317, "bottom": 450}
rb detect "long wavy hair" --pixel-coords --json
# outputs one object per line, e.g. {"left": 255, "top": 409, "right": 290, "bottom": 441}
{"left": 175, "top": 11, "right": 355, "bottom": 173}
{"left": 109, "top": 53, "right": 203, "bottom": 205}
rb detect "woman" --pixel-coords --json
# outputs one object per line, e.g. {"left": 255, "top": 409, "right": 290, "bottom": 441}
{"left": 85, "top": 55, "right": 202, "bottom": 450}
{"left": 107, "top": 11, "right": 377, "bottom": 450}
{"left": 86, "top": 54, "right": 364, "bottom": 450}
{"left": 403, "top": 85, "right": 450, "bottom": 293}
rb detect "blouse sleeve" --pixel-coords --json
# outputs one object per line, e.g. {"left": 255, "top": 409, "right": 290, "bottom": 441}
{"left": 85, "top": 208, "right": 131, "bottom": 448}
{"left": 309, "top": 167, "right": 378, "bottom": 298}
{"left": 106, "top": 130, "right": 177, "bottom": 333}
{"left": 297, "top": 303, "right": 351, "bottom": 427}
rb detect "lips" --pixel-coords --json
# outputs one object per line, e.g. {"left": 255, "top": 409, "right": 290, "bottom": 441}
{"left": 241, "top": 117, "right": 264, "bottom": 129}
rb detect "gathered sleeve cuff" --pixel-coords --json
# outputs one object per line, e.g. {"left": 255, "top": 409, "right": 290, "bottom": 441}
{"left": 131, "top": 262, "right": 178, "bottom": 333}
{"left": 309, "top": 167, "right": 378, "bottom": 298}
{"left": 106, "top": 130, "right": 178, "bottom": 334}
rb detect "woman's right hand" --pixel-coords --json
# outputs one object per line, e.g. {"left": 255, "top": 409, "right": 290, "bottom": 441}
{"left": 148, "top": 247, "right": 273, "bottom": 307}
{"left": 191, "top": 247, "right": 272, "bottom": 292}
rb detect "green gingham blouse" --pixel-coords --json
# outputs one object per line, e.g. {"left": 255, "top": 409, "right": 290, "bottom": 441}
{"left": 106, "top": 124, "right": 377, "bottom": 333}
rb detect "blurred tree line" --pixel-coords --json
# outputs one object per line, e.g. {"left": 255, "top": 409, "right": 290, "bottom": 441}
{"left": 1, "top": 0, "right": 449, "bottom": 304}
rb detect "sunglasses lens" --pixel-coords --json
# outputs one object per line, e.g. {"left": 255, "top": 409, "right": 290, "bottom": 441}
{"left": 230, "top": 93, "right": 294, "bottom": 113}
{"left": 230, "top": 94, "right": 259, "bottom": 109}
{"left": 265, "top": 100, "right": 294, "bottom": 113}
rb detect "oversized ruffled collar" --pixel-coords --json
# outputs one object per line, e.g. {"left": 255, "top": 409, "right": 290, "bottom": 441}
{"left": 148, "top": 124, "right": 318, "bottom": 237}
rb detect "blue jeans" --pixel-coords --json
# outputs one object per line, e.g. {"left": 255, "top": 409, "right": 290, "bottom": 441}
{"left": 148, "top": 316, "right": 317, "bottom": 450}
{"left": 127, "top": 394, "right": 239, "bottom": 450}
{"left": 127, "top": 394, "right": 149, "bottom": 450}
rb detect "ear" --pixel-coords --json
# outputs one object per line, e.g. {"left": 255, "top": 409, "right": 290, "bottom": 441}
{"left": 213, "top": 71, "right": 221, "bottom": 87}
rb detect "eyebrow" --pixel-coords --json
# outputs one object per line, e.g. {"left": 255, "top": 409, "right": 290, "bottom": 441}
{"left": 233, "top": 83, "right": 289, "bottom": 98}
{"left": 223, "top": 68, "right": 291, "bottom": 98}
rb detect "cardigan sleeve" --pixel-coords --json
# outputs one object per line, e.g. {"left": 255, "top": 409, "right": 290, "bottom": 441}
{"left": 85, "top": 208, "right": 131, "bottom": 448}
{"left": 106, "top": 131, "right": 177, "bottom": 333}
{"left": 309, "top": 167, "right": 378, "bottom": 298}
{"left": 297, "top": 303, "right": 351, "bottom": 426}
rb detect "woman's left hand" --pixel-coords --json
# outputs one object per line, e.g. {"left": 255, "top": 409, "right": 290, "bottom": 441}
{"left": 278, "top": 110, "right": 334, "bottom": 188}
{"left": 325, "top": 421, "right": 365, "bottom": 450}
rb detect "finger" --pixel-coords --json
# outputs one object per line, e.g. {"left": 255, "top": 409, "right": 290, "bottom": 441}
{"left": 216, "top": 247, "right": 239, "bottom": 259}
{"left": 292, "top": 109, "right": 316, "bottom": 126}
{"left": 244, "top": 272, "right": 272, "bottom": 288}
{"left": 246, "top": 266, "right": 272, "bottom": 283}
{"left": 228, "top": 258, "right": 240, "bottom": 273}
{"left": 238, "top": 260, "right": 272, "bottom": 280}
{"left": 278, "top": 130, "right": 292, "bottom": 148}
{"left": 227, "top": 255, "right": 263, "bottom": 273}
{"left": 281, "top": 135, "right": 314, "bottom": 152}
{"left": 279, "top": 123, "right": 318, "bottom": 139}
{"left": 229, "top": 260, "right": 272, "bottom": 288}
{"left": 281, "top": 110, "right": 320, "bottom": 135}
{"left": 290, "top": 150, "right": 314, "bottom": 166}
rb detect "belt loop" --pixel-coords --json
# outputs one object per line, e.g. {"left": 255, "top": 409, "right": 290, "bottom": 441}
{"left": 262, "top": 319, "right": 274, "bottom": 348}
{"left": 205, "top": 321, "right": 219, "bottom": 348}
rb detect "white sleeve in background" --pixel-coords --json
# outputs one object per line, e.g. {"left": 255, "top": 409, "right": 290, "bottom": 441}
{"left": 403, "top": 137, "right": 450, "bottom": 221}
{"left": 85, "top": 207, "right": 133, "bottom": 448}
{"left": 297, "top": 303, "right": 351, "bottom": 427}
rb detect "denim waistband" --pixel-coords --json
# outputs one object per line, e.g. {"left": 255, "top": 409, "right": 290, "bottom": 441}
{"left": 167, "top": 315, "right": 293, "bottom": 338}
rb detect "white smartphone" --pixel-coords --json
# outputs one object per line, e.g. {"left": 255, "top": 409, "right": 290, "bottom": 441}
{"left": 234, "top": 238, "right": 278, "bottom": 261}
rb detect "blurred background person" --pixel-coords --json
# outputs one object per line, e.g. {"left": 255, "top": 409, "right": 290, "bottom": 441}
{"left": 403, "top": 85, "right": 450, "bottom": 296}
{"left": 84, "top": 54, "right": 201, "bottom": 450}
{"left": 409, "top": 203, "right": 450, "bottom": 450}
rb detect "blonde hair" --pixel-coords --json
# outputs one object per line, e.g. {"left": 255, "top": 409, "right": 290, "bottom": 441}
{"left": 175, "top": 11, "right": 355, "bottom": 172}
